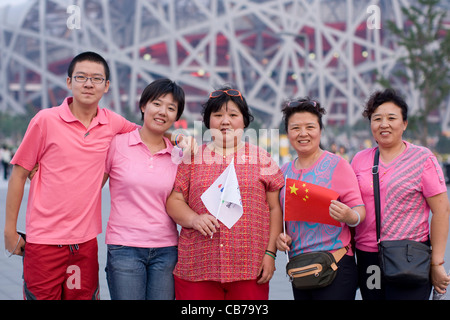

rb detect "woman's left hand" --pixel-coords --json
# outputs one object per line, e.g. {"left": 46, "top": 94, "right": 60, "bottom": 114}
{"left": 329, "top": 200, "right": 357, "bottom": 224}
{"left": 257, "top": 254, "right": 276, "bottom": 284}
{"left": 431, "top": 264, "right": 450, "bottom": 294}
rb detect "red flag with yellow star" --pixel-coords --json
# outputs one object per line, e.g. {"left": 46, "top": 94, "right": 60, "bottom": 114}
{"left": 284, "top": 178, "right": 341, "bottom": 227}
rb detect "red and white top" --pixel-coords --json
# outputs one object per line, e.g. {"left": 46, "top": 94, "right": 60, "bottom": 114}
{"left": 173, "top": 143, "right": 284, "bottom": 283}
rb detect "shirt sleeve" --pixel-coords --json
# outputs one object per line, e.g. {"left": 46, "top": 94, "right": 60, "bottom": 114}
{"left": 334, "top": 158, "right": 364, "bottom": 208}
{"left": 421, "top": 155, "right": 447, "bottom": 198}
{"left": 108, "top": 110, "right": 139, "bottom": 134}
{"left": 173, "top": 161, "right": 191, "bottom": 200}
{"left": 105, "top": 135, "right": 117, "bottom": 174}
{"left": 10, "top": 114, "right": 45, "bottom": 171}
{"left": 258, "top": 147, "right": 284, "bottom": 192}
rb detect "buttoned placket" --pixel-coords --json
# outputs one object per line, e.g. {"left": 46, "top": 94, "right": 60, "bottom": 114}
{"left": 148, "top": 155, "right": 154, "bottom": 169}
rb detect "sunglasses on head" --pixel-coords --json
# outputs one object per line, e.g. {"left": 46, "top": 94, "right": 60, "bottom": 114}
{"left": 288, "top": 100, "right": 318, "bottom": 109}
{"left": 209, "top": 89, "right": 243, "bottom": 101}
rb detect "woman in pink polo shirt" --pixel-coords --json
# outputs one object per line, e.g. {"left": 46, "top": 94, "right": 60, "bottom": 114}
{"left": 352, "top": 88, "right": 450, "bottom": 300}
{"left": 103, "top": 79, "right": 186, "bottom": 300}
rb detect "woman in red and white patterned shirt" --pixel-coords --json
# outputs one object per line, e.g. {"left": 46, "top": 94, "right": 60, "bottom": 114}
{"left": 166, "top": 86, "right": 284, "bottom": 300}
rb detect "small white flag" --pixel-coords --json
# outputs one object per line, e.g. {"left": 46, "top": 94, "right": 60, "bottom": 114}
{"left": 201, "top": 158, "right": 243, "bottom": 229}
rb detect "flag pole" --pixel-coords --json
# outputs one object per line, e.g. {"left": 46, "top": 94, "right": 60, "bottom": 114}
{"left": 284, "top": 175, "right": 289, "bottom": 263}
{"left": 216, "top": 158, "right": 233, "bottom": 225}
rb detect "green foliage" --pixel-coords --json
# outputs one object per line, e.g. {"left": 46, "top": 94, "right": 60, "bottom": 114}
{"left": 0, "top": 104, "right": 38, "bottom": 144}
{"left": 381, "top": 0, "right": 450, "bottom": 146}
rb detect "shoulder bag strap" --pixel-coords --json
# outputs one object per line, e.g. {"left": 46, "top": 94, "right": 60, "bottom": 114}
{"left": 372, "top": 148, "right": 381, "bottom": 243}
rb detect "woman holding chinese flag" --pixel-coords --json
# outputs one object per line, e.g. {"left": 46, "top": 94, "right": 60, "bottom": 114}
{"left": 166, "top": 86, "right": 284, "bottom": 300}
{"left": 351, "top": 89, "right": 449, "bottom": 300}
{"left": 276, "top": 98, "right": 366, "bottom": 300}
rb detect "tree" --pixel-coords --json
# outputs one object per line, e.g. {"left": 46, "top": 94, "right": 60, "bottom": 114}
{"left": 380, "top": 0, "right": 450, "bottom": 147}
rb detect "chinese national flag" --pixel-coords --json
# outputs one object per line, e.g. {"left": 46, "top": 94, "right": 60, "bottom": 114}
{"left": 284, "top": 178, "right": 341, "bottom": 227}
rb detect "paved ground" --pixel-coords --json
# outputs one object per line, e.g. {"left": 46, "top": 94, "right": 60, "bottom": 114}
{"left": 1, "top": 178, "right": 449, "bottom": 300}
{"left": 0, "top": 179, "right": 293, "bottom": 300}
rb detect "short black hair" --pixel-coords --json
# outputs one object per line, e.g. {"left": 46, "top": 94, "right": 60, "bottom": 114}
{"left": 363, "top": 88, "right": 408, "bottom": 121}
{"left": 201, "top": 86, "right": 254, "bottom": 129}
{"left": 281, "top": 97, "right": 326, "bottom": 132}
{"left": 67, "top": 51, "right": 110, "bottom": 81}
{"left": 139, "top": 78, "right": 185, "bottom": 121}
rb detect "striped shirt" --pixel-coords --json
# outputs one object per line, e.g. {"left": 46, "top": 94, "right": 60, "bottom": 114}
{"left": 173, "top": 143, "right": 284, "bottom": 283}
{"left": 351, "top": 141, "right": 447, "bottom": 252}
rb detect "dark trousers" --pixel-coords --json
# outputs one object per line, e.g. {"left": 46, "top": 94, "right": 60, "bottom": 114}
{"left": 356, "top": 249, "right": 431, "bottom": 300}
{"left": 292, "top": 254, "right": 358, "bottom": 300}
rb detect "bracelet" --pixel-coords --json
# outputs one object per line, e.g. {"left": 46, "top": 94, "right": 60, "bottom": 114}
{"left": 431, "top": 260, "right": 445, "bottom": 267}
{"left": 5, "top": 234, "right": 21, "bottom": 258}
{"left": 347, "top": 210, "right": 361, "bottom": 227}
{"left": 265, "top": 251, "right": 276, "bottom": 260}
{"left": 265, "top": 249, "right": 277, "bottom": 257}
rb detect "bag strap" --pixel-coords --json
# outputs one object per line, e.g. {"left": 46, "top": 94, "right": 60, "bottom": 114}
{"left": 331, "top": 245, "right": 349, "bottom": 263}
{"left": 372, "top": 148, "right": 381, "bottom": 243}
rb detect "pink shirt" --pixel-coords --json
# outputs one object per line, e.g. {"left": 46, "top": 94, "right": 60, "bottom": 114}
{"left": 280, "top": 151, "right": 364, "bottom": 257}
{"left": 351, "top": 142, "right": 447, "bottom": 252}
{"left": 105, "top": 129, "right": 179, "bottom": 248}
{"left": 11, "top": 97, "right": 137, "bottom": 245}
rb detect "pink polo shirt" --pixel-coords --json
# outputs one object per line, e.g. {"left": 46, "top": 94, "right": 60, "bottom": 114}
{"left": 105, "top": 129, "right": 179, "bottom": 248}
{"left": 11, "top": 97, "right": 137, "bottom": 245}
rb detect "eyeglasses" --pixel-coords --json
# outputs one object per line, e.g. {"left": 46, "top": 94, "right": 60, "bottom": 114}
{"left": 73, "top": 75, "right": 106, "bottom": 84}
{"left": 288, "top": 100, "right": 318, "bottom": 109}
{"left": 209, "top": 89, "right": 243, "bottom": 101}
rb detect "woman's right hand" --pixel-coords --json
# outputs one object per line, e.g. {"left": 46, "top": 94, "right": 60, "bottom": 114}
{"left": 276, "top": 233, "right": 292, "bottom": 252}
{"left": 191, "top": 214, "right": 220, "bottom": 237}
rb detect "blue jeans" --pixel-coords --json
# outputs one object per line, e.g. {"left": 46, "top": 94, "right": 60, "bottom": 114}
{"left": 106, "top": 245, "right": 177, "bottom": 300}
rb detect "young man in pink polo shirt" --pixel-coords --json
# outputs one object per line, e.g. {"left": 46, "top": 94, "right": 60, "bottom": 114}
{"left": 4, "top": 52, "right": 138, "bottom": 300}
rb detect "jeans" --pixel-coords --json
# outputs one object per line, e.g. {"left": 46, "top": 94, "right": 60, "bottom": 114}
{"left": 106, "top": 245, "right": 177, "bottom": 300}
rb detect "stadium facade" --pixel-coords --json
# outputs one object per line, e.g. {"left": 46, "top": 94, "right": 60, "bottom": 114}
{"left": 0, "top": 0, "right": 449, "bottom": 133}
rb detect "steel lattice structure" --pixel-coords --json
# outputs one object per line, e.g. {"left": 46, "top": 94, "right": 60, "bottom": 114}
{"left": 0, "top": 0, "right": 449, "bottom": 131}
